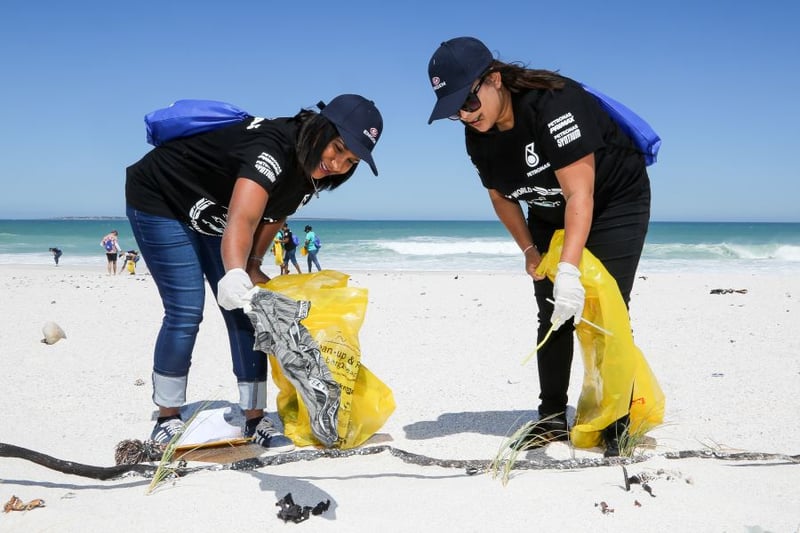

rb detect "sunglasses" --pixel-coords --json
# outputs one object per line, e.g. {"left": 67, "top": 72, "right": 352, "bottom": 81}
{"left": 448, "top": 75, "right": 488, "bottom": 120}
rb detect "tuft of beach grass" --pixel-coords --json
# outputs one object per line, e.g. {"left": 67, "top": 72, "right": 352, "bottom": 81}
{"left": 146, "top": 402, "right": 215, "bottom": 495}
{"left": 490, "top": 415, "right": 567, "bottom": 485}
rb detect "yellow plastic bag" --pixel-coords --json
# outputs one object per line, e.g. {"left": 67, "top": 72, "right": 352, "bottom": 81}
{"left": 300, "top": 246, "right": 308, "bottom": 256}
{"left": 273, "top": 241, "right": 284, "bottom": 265}
{"left": 536, "top": 231, "right": 665, "bottom": 448}
{"left": 261, "top": 270, "right": 395, "bottom": 448}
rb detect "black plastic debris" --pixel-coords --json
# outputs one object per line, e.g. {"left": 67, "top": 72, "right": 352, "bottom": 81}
{"left": 709, "top": 288, "right": 748, "bottom": 295}
{"left": 276, "top": 492, "right": 331, "bottom": 523}
{"left": 623, "top": 469, "right": 657, "bottom": 498}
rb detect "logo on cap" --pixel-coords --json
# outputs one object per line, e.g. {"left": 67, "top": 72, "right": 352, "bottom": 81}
{"left": 363, "top": 127, "right": 379, "bottom": 145}
{"left": 431, "top": 76, "right": 446, "bottom": 91}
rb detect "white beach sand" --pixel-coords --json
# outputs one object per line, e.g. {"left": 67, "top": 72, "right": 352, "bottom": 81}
{"left": 1, "top": 263, "right": 798, "bottom": 532}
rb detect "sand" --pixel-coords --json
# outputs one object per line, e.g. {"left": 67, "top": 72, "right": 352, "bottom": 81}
{"left": 1, "top": 264, "right": 798, "bottom": 532}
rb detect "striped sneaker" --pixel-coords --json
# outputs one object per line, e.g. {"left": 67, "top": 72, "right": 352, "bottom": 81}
{"left": 150, "top": 417, "right": 185, "bottom": 445}
{"left": 245, "top": 416, "right": 295, "bottom": 453}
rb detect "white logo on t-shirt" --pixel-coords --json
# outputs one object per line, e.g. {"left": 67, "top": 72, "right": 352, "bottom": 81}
{"left": 247, "top": 117, "right": 265, "bottom": 130}
{"left": 188, "top": 198, "right": 228, "bottom": 235}
{"left": 525, "top": 142, "right": 540, "bottom": 167}
{"left": 254, "top": 152, "right": 282, "bottom": 182}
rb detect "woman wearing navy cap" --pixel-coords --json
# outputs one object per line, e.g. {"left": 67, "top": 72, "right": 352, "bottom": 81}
{"left": 126, "top": 94, "right": 382, "bottom": 451}
{"left": 427, "top": 37, "right": 651, "bottom": 457}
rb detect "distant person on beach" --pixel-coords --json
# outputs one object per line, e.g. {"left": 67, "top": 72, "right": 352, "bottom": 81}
{"left": 273, "top": 227, "right": 288, "bottom": 276}
{"left": 281, "top": 223, "right": 302, "bottom": 274}
{"left": 125, "top": 94, "right": 382, "bottom": 451}
{"left": 100, "top": 230, "right": 121, "bottom": 275}
{"left": 49, "top": 247, "right": 62, "bottom": 266}
{"left": 427, "top": 37, "right": 651, "bottom": 456}
{"left": 119, "top": 250, "right": 140, "bottom": 275}
{"left": 303, "top": 225, "right": 322, "bottom": 272}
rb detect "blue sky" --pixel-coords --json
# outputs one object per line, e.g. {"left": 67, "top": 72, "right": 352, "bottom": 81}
{"left": 1, "top": 1, "right": 798, "bottom": 222}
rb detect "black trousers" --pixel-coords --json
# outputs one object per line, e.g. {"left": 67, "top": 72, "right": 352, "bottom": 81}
{"left": 529, "top": 175, "right": 651, "bottom": 417}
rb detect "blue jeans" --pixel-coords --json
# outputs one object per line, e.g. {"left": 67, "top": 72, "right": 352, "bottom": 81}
{"left": 307, "top": 249, "right": 321, "bottom": 272}
{"left": 283, "top": 248, "right": 300, "bottom": 271}
{"left": 126, "top": 206, "right": 267, "bottom": 410}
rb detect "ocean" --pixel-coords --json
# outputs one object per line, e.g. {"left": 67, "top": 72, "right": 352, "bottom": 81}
{"left": 1, "top": 218, "right": 799, "bottom": 274}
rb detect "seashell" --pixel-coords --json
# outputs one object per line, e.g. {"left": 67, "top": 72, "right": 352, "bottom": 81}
{"left": 41, "top": 321, "right": 67, "bottom": 345}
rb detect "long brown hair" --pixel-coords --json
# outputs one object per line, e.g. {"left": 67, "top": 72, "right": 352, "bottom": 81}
{"left": 486, "top": 60, "right": 565, "bottom": 93}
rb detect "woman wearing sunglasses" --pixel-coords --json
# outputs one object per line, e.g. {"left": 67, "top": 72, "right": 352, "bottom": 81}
{"left": 427, "top": 37, "right": 651, "bottom": 457}
{"left": 126, "top": 94, "right": 382, "bottom": 452}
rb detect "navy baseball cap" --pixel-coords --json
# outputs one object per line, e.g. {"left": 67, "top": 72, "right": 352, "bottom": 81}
{"left": 427, "top": 37, "right": 493, "bottom": 124}
{"left": 320, "top": 94, "right": 382, "bottom": 175}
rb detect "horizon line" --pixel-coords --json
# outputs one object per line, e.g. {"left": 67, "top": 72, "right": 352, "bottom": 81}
{"left": 1, "top": 217, "right": 799, "bottom": 224}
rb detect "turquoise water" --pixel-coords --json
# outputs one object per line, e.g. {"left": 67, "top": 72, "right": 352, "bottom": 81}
{"left": 1, "top": 218, "right": 799, "bottom": 273}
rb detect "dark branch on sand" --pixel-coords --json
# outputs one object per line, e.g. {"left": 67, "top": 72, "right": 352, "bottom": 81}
{"left": 0, "top": 442, "right": 160, "bottom": 480}
{"left": 2, "top": 441, "right": 798, "bottom": 481}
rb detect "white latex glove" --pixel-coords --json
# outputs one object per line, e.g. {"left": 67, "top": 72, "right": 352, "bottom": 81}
{"left": 241, "top": 286, "right": 265, "bottom": 314}
{"left": 551, "top": 262, "right": 585, "bottom": 330}
{"left": 217, "top": 268, "right": 254, "bottom": 310}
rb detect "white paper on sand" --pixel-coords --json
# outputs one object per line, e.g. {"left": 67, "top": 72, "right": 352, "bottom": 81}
{"left": 176, "top": 407, "right": 242, "bottom": 446}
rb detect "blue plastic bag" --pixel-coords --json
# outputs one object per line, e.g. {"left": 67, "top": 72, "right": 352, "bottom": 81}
{"left": 145, "top": 99, "right": 250, "bottom": 146}
{"left": 580, "top": 84, "right": 661, "bottom": 166}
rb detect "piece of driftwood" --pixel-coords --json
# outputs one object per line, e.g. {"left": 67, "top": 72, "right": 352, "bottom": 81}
{"left": 2, "top": 442, "right": 797, "bottom": 481}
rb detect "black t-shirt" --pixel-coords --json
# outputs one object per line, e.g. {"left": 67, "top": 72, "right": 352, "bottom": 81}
{"left": 466, "top": 77, "right": 647, "bottom": 227}
{"left": 126, "top": 116, "right": 315, "bottom": 235}
{"left": 283, "top": 229, "right": 297, "bottom": 251}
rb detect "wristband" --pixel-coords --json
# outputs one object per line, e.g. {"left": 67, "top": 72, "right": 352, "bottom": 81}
{"left": 522, "top": 245, "right": 535, "bottom": 254}
{"left": 247, "top": 256, "right": 263, "bottom": 264}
